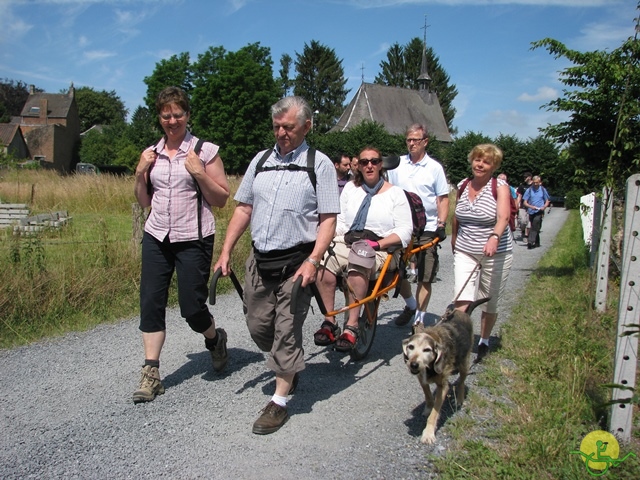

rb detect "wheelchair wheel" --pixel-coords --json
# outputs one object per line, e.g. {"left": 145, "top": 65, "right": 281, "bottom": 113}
{"left": 348, "top": 297, "right": 379, "bottom": 361}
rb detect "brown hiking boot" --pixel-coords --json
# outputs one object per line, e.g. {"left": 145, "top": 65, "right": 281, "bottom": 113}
{"left": 208, "top": 328, "right": 228, "bottom": 372}
{"left": 394, "top": 306, "right": 416, "bottom": 326}
{"left": 132, "top": 365, "right": 165, "bottom": 404}
{"left": 252, "top": 401, "right": 289, "bottom": 435}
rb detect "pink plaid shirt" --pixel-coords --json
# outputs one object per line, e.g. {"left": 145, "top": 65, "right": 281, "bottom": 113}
{"left": 145, "top": 132, "right": 219, "bottom": 243}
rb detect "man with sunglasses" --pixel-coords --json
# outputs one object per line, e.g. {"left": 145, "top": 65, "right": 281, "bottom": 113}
{"left": 386, "top": 123, "right": 450, "bottom": 327}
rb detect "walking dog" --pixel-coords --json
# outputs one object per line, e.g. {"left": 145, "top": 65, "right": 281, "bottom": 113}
{"left": 402, "top": 298, "right": 490, "bottom": 444}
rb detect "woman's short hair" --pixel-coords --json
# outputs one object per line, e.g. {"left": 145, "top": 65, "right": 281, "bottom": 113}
{"left": 467, "top": 143, "right": 503, "bottom": 170}
{"left": 156, "top": 86, "right": 190, "bottom": 115}
{"left": 271, "top": 96, "right": 312, "bottom": 126}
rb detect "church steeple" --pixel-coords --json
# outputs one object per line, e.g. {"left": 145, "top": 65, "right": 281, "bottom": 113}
{"left": 417, "top": 15, "right": 432, "bottom": 92}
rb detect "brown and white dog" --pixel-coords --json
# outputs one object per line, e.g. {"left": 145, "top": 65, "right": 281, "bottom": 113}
{"left": 402, "top": 298, "right": 489, "bottom": 444}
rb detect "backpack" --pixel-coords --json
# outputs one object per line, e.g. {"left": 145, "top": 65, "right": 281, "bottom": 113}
{"left": 254, "top": 148, "right": 316, "bottom": 192}
{"left": 403, "top": 190, "right": 426, "bottom": 238}
{"left": 458, "top": 177, "right": 517, "bottom": 232}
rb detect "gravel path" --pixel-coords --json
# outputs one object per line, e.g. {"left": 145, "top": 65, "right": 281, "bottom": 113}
{"left": 0, "top": 208, "right": 569, "bottom": 479}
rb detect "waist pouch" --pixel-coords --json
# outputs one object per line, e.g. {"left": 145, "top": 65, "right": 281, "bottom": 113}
{"left": 343, "top": 229, "right": 381, "bottom": 246}
{"left": 253, "top": 241, "right": 315, "bottom": 282}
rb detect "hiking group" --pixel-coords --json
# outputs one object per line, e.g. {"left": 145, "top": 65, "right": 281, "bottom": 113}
{"left": 131, "top": 86, "right": 542, "bottom": 435}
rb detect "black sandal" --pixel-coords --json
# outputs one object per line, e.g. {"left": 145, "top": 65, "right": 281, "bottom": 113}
{"left": 314, "top": 319, "right": 341, "bottom": 346}
{"left": 334, "top": 325, "right": 359, "bottom": 352}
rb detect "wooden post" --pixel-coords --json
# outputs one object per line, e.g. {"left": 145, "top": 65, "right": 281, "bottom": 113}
{"left": 132, "top": 203, "right": 144, "bottom": 245}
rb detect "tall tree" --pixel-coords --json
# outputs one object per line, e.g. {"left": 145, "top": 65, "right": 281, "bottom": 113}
{"left": 278, "top": 53, "right": 293, "bottom": 98}
{"left": 127, "top": 106, "right": 160, "bottom": 150}
{"left": 375, "top": 38, "right": 458, "bottom": 133}
{"left": 143, "top": 52, "right": 192, "bottom": 114}
{"left": 74, "top": 87, "right": 127, "bottom": 132}
{"left": 0, "top": 79, "right": 32, "bottom": 123}
{"left": 293, "top": 40, "right": 349, "bottom": 133}
{"left": 532, "top": 11, "right": 640, "bottom": 193}
{"left": 190, "top": 42, "right": 280, "bottom": 173}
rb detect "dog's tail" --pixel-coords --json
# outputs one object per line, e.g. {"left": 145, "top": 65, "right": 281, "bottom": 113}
{"left": 466, "top": 297, "right": 490, "bottom": 316}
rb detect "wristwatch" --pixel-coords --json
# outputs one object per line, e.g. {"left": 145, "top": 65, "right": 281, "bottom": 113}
{"left": 305, "top": 257, "right": 320, "bottom": 268}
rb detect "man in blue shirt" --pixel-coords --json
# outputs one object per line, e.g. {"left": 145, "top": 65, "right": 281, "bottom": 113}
{"left": 522, "top": 176, "right": 550, "bottom": 249}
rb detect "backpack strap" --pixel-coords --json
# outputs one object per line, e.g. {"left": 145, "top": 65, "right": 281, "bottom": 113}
{"left": 255, "top": 147, "right": 317, "bottom": 192}
{"left": 457, "top": 178, "right": 471, "bottom": 199}
{"left": 193, "top": 138, "right": 205, "bottom": 241}
{"left": 491, "top": 177, "right": 498, "bottom": 201}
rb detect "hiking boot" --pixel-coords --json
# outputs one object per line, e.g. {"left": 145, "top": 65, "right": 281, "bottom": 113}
{"left": 394, "top": 306, "right": 416, "bottom": 326}
{"left": 473, "top": 344, "right": 489, "bottom": 364}
{"left": 208, "top": 328, "right": 228, "bottom": 372}
{"left": 252, "top": 401, "right": 289, "bottom": 435}
{"left": 132, "top": 365, "right": 165, "bottom": 404}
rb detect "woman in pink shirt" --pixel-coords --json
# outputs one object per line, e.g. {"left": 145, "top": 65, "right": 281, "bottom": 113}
{"left": 132, "top": 86, "right": 230, "bottom": 403}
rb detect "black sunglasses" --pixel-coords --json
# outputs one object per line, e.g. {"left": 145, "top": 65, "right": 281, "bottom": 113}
{"left": 358, "top": 158, "right": 382, "bottom": 166}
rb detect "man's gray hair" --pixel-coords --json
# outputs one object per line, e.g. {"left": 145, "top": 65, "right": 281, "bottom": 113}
{"left": 405, "top": 123, "right": 428, "bottom": 138}
{"left": 271, "top": 96, "right": 313, "bottom": 126}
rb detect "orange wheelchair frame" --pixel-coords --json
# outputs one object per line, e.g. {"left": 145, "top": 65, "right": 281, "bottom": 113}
{"left": 209, "top": 237, "right": 440, "bottom": 361}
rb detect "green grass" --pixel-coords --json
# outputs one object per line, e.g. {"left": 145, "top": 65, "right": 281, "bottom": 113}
{"left": 0, "top": 169, "right": 251, "bottom": 348}
{"left": 432, "top": 211, "right": 640, "bottom": 479}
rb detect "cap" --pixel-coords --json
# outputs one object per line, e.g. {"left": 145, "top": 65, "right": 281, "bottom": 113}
{"left": 348, "top": 240, "right": 376, "bottom": 270}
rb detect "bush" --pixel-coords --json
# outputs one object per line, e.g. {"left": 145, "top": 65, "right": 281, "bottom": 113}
{"left": 565, "top": 189, "right": 583, "bottom": 210}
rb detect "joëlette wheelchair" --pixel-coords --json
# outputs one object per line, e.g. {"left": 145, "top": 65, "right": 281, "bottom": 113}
{"left": 209, "top": 237, "right": 439, "bottom": 362}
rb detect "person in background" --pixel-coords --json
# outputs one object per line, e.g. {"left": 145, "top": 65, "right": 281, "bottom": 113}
{"left": 386, "top": 123, "right": 449, "bottom": 328}
{"left": 214, "top": 96, "right": 339, "bottom": 435}
{"left": 451, "top": 144, "right": 514, "bottom": 363}
{"left": 498, "top": 173, "right": 517, "bottom": 201}
{"left": 350, "top": 155, "right": 359, "bottom": 177}
{"left": 516, "top": 172, "right": 532, "bottom": 241}
{"left": 132, "top": 86, "right": 230, "bottom": 404}
{"left": 332, "top": 153, "right": 353, "bottom": 195}
{"left": 313, "top": 146, "right": 412, "bottom": 351}
{"left": 522, "top": 175, "right": 550, "bottom": 250}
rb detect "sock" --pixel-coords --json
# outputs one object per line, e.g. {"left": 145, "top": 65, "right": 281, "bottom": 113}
{"left": 271, "top": 394, "right": 287, "bottom": 407}
{"left": 204, "top": 331, "right": 219, "bottom": 350}
{"left": 405, "top": 297, "right": 417, "bottom": 310}
{"left": 144, "top": 359, "right": 159, "bottom": 368}
{"left": 479, "top": 338, "right": 489, "bottom": 346}
{"left": 413, "top": 310, "right": 426, "bottom": 324}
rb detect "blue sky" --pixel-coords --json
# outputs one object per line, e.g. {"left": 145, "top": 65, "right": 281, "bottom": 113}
{"left": 0, "top": 0, "right": 636, "bottom": 140}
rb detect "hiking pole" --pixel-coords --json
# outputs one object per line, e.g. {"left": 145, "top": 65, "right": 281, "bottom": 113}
{"left": 209, "top": 267, "right": 243, "bottom": 305}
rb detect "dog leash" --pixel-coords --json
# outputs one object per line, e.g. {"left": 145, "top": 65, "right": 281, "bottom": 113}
{"left": 451, "top": 252, "right": 484, "bottom": 304}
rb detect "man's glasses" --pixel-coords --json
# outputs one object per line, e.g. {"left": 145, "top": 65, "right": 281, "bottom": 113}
{"left": 159, "top": 111, "right": 187, "bottom": 121}
{"left": 406, "top": 137, "right": 426, "bottom": 143}
{"left": 358, "top": 158, "right": 382, "bottom": 166}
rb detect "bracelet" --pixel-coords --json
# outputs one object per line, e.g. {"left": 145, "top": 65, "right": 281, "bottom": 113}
{"left": 489, "top": 233, "right": 500, "bottom": 240}
{"left": 437, "top": 221, "right": 446, "bottom": 227}
{"left": 304, "top": 257, "right": 320, "bottom": 269}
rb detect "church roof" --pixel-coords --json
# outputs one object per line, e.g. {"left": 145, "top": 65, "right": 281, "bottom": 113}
{"left": 330, "top": 82, "right": 452, "bottom": 142}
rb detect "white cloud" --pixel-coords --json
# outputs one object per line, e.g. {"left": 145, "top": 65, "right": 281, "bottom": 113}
{"left": 78, "top": 35, "right": 89, "bottom": 47}
{"left": 83, "top": 50, "right": 116, "bottom": 61}
{"left": 0, "top": 4, "right": 33, "bottom": 43}
{"left": 518, "top": 86, "right": 558, "bottom": 102}
{"left": 337, "top": 0, "right": 620, "bottom": 8}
